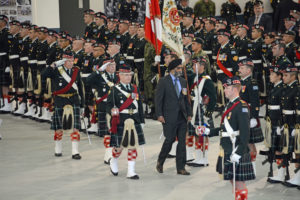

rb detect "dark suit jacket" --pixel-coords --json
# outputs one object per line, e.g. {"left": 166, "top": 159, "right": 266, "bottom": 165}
{"left": 155, "top": 75, "right": 192, "bottom": 125}
{"left": 248, "top": 13, "right": 273, "bottom": 33}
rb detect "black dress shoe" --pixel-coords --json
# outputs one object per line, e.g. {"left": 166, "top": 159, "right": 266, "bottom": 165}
{"left": 177, "top": 169, "right": 190, "bottom": 175}
{"left": 167, "top": 154, "right": 176, "bottom": 158}
{"left": 127, "top": 175, "right": 139, "bottom": 180}
{"left": 267, "top": 178, "right": 282, "bottom": 184}
{"left": 156, "top": 162, "right": 163, "bottom": 173}
{"left": 104, "top": 160, "right": 109, "bottom": 165}
{"left": 186, "top": 159, "right": 195, "bottom": 163}
{"left": 54, "top": 153, "right": 62, "bottom": 157}
{"left": 72, "top": 154, "right": 81, "bottom": 160}
{"left": 282, "top": 181, "right": 298, "bottom": 187}
{"left": 297, "top": 186, "right": 300, "bottom": 190}
{"left": 186, "top": 162, "right": 205, "bottom": 167}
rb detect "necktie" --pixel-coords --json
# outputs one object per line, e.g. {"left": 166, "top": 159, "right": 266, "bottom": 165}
{"left": 254, "top": 16, "right": 259, "bottom": 24}
{"left": 174, "top": 78, "right": 180, "bottom": 98}
{"left": 68, "top": 69, "right": 71, "bottom": 75}
{"left": 126, "top": 85, "right": 131, "bottom": 92}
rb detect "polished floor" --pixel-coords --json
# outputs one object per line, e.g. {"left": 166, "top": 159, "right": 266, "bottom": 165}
{"left": 0, "top": 113, "right": 299, "bottom": 200}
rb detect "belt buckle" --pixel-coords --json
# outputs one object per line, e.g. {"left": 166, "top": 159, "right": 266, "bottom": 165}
{"left": 128, "top": 108, "right": 133, "bottom": 115}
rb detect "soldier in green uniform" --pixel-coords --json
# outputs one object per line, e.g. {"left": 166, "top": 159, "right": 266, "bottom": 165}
{"left": 220, "top": 0, "right": 241, "bottom": 25}
{"left": 193, "top": 0, "right": 216, "bottom": 18}
{"left": 0, "top": 15, "right": 10, "bottom": 113}
{"left": 119, "top": 0, "right": 138, "bottom": 21}
{"left": 238, "top": 59, "right": 263, "bottom": 175}
{"left": 83, "top": 9, "right": 97, "bottom": 40}
{"left": 43, "top": 51, "right": 85, "bottom": 160}
{"left": 107, "top": 64, "right": 145, "bottom": 180}
{"left": 186, "top": 56, "right": 216, "bottom": 167}
{"left": 86, "top": 59, "right": 118, "bottom": 163}
{"left": 94, "top": 12, "right": 108, "bottom": 45}
{"left": 208, "top": 76, "right": 255, "bottom": 200}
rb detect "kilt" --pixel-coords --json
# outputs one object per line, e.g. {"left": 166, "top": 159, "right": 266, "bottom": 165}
{"left": 0, "top": 56, "right": 10, "bottom": 86}
{"left": 249, "top": 126, "right": 264, "bottom": 144}
{"left": 217, "top": 151, "right": 256, "bottom": 181}
{"left": 270, "top": 127, "right": 281, "bottom": 152}
{"left": 110, "top": 123, "right": 145, "bottom": 148}
{"left": 97, "top": 110, "right": 108, "bottom": 136}
{"left": 10, "top": 59, "right": 21, "bottom": 88}
{"left": 279, "top": 127, "right": 295, "bottom": 153}
{"left": 51, "top": 104, "right": 81, "bottom": 131}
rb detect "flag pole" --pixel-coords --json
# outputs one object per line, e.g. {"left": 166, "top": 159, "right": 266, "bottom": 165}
{"left": 151, "top": 0, "right": 161, "bottom": 78}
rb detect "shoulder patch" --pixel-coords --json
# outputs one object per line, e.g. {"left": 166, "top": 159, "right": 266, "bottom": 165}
{"left": 242, "top": 108, "right": 248, "bottom": 112}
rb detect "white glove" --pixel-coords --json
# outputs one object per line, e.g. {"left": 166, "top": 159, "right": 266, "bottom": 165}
{"left": 195, "top": 125, "right": 210, "bottom": 136}
{"left": 80, "top": 108, "right": 84, "bottom": 116}
{"left": 291, "top": 129, "right": 295, "bottom": 136}
{"left": 4, "top": 66, "right": 10, "bottom": 73}
{"left": 141, "top": 123, "right": 145, "bottom": 130}
{"left": 250, "top": 118, "right": 257, "bottom": 128}
{"left": 54, "top": 59, "right": 67, "bottom": 67}
{"left": 230, "top": 153, "right": 241, "bottom": 164}
{"left": 276, "top": 126, "right": 282, "bottom": 136}
{"left": 154, "top": 55, "right": 161, "bottom": 62}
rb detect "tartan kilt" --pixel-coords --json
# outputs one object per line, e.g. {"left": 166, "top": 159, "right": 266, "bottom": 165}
{"left": 97, "top": 110, "right": 109, "bottom": 136}
{"left": 217, "top": 151, "right": 256, "bottom": 181}
{"left": 110, "top": 123, "right": 145, "bottom": 148}
{"left": 0, "top": 56, "right": 11, "bottom": 86}
{"left": 270, "top": 127, "right": 281, "bottom": 152}
{"left": 249, "top": 126, "right": 264, "bottom": 144}
{"left": 51, "top": 104, "right": 81, "bottom": 130}
{"left": 11, "top": 61, "right": 20, "bottom": 88}
{"left": 278, "top": 128, "right": 295, "bottom": 153}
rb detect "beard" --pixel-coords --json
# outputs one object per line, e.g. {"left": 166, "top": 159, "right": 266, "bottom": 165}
{"left": 174, "top": 71, "right": 182, "bottom": 78}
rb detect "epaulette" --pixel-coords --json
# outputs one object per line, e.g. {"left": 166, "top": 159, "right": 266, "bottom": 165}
{"left": 202, "top": 75, "right": 211, "bottom": 80}
{"left": 251, "top": 78, "right": 258, "bottom": 85}
{"left": 240, "top": 100, "right": 248, "bottom": 106}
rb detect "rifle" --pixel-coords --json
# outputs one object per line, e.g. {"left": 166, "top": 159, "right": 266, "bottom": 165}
{"left": 278, "top": 152, "right": 292, "bottom": 181}
{"left": 260, "top": 149, "right": 275, "bottom": 177}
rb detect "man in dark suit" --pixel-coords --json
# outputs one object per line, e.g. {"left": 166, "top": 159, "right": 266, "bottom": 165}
{"left": 155, "top": 59, "right": 192, "bottom": 175}
{"left": 247, "top": 1, "right": 272, "bottom": 33}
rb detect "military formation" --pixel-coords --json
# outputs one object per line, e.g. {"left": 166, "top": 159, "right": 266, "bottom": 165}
{"left": 0, "top": 0, "right": 299, "bottom": 196}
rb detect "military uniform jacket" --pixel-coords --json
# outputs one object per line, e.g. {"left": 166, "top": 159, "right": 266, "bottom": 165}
{"left": 240, "top": 76, "right": 260, "bottom": 119}
{"left": 119, "top": 1, "right": 138, "bottom": 21}
{"left": 126, "top": 34, "right": 138, "bottom": 63}
{"left": 81, "top": 53, "right": 94, "bottom": 75}
{"left": 220, "top": 2, "right": 241, "bottom": 23}
{"left": 8, "top": 33, "right": 22, "bottom": 57}
{"left": 46, "top": 42, "right": 58, "bottom": 66}
{"left": 188, "top": 73, "right": 216, "bottom": 113}
{"left": 91, "top": 54, "right": 106, "bottom": 71}
{"left": 36, "top": 40, "right": 49, "bottom": 69}
{"left": 247, "top": 37, "right": 263, "bottom": 72}
{"left": 106, "top": 83, "right": 145, "bottom": 125}
{"left": 28, "top": 38, "right": 39, "bottom": 62}
{"left": 0, "top": 27, "right": 9, "bottom": 64}
{"left": 96, "top": 24, "right": 108, "bottom": 44}
{"left": 219, "top": 97, "right": 250, "bottom": 155}
{"left": 203, "top": 30, "right": 215, "bottom": 59}
{"left": 133, "top": 37, "right": 147, "bottom": 62}
{"left": 19, "top": 36, "right": 31, "bottom": 68}
{"left": 111, "top": 53, "right": 125, "bottom": 71}
{"left": 273, "top": 55, "right": 292, "bottom": 66}
{"left": 56, "top": 45, "right": 72, "bottom": 61}
{"left": 194, "top": 28, "right": 206, "bottom": 39}
{"left": 281, "top": 80, "right": 298, "bottom": 127}
{"left": 84, "top": 22, "right": 98, "bottom": 39}
{"left": 42, "top": 66, "right": 85, "bottom": 108}
{"left": 104, "top": 29, "right": 119, "bottom": 42}
{"left": 216, "top": 42, "right": 238, "bottom": 81}
{"left": 262, "top": 44, "right": 273, "bottom": 66}
{"left": 296, "top": 84, "right": 300, "bottom": 125}
{"left": 235, "top": 36, "right": 249, "bottom": 60}
{"left": 267, "top": 81, "right": 284, "bottom": 126}
{"left": 86, "top": 71, "right": 118, "bottom": 112}
{"left": 73, "top": 49, "right": 85, "bottom": 70}
{"left": 120, "top": 32, "right": 130, "bottom": 57}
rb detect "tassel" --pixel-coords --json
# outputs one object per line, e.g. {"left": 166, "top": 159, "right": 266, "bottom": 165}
{"left": 264, "top": 117, "right": 272, "bottom": 148}
{"left": 62, "top": 105, "right": 74, "bottom": 131}
{"left": 282, "top": 124, "right": 289, "bottom": 154}
{"left": 295, "top": 125, "right": 300, "bottom": 154}
{"left": 27, "top": 68, "right": 33, "bottom": 91}
{"left": 109, "top": 115, "right": 120, "bottom": 134}
{"left": 130, "top": 129, "right": 135, "bottom": 146}
{"left": 122, "top": 130, "right": 129, "bottom": 148}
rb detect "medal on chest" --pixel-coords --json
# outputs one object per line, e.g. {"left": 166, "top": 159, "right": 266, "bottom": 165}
{"left": 227, "top": 112, "right": 232, "bottom": 120}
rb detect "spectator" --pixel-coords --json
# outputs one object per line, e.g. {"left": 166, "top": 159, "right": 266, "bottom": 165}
{"left": 247, "top": 1, "right": 272, "bottom": 33}
{"left": 194, "top": 0, "right": 216, "bottom": 18}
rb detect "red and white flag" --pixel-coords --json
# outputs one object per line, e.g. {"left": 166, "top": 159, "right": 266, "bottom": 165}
{"left": 145, "top": 0, "right": 163, "bottom": 54}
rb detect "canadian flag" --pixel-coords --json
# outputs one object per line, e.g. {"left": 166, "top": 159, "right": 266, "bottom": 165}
{"left": 145, "top": 0, "right": 163, "bottom": 54}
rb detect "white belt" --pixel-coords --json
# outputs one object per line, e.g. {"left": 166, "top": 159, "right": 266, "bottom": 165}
{"left": 20, "top": 57, "right": 29, "bottom": 61}
{"left": 126, "top": 56, "right": 134, "bottom": 60}
{"left": 297, "top": 110, "right": 300, "bottom": 115}
{"left": 0, "top": 52, "right": 7, "bottom": 56}
{"left": 203, "top": 50, "right": 212, "bottom": 55}
{"left": 239, "top": 56, "right": 247, "bottom": 60}
{"left": 96, "top": 97, "right": 107, "bottom": 102}
{"left": 263, "top": 63, "right": 267, "bottom": 67}
{"left": 9, "top": 55, "right": 19, "bottom": 59}
{"left": 217, "top": 68, "right": 232, "bottom": 74}
{"left": 37, "top": 60, "right": 46, "bottom": 65}
{"left": 28, "top": 60, "right": 37, "bottom": 64}
{"left": 81, "top": 73, "right": 91, "bottom": 78}
{"left": 120, "top": 109, "right": 138, "bottom": 115}
{"left": 295, "top": 62, "right": 300, "bottom": 67}
{"left": 212, "top": 56, "right": 217, "bottom": 60}
{"left": 268, "top": 105, "right": 280, "bottom": 110}
{"left": 134, "top": 58, "right": 144, "bottom": 62}
{"left": 221, "top": 131, "right": 239, "bottom": 137}
{"left": 282, "top": 110, "right": 295, "bottom": 115}
{"left": 253, "top": 60, "right": 262, "bottom": 64}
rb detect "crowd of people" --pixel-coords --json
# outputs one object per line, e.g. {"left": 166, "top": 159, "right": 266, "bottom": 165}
{"left": 0, "top": 0, "right": 300, "bottom": 199}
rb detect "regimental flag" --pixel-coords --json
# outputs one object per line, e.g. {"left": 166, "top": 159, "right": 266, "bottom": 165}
{"left": 162, "top": 0, "right": 184, "bottom": 58}
{"left": 145, "top": 0, "right": 163, "bottom": 55}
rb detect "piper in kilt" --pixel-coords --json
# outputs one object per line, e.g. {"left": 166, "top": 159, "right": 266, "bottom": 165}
{"left": 106, "top": 64, "right": 145, "bottom": 180}
{"left": 238, "top": 58, "right": 263, "bottom": 175}
{"left": 208, "top": 76, "right": 255, "bottom": 200}
{"left": 86, "top": 59, "right": 119, "bottom": 164}
{"left": 42, "top": 51, "right": 85, "bottom": 160}
{"left": 186, "top": 56, "right": 216, "bottom": 167}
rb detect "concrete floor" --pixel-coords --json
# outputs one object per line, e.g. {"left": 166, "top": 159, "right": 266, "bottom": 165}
{"left": 0, "top": 113, "right": 299, "bottom": 200}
